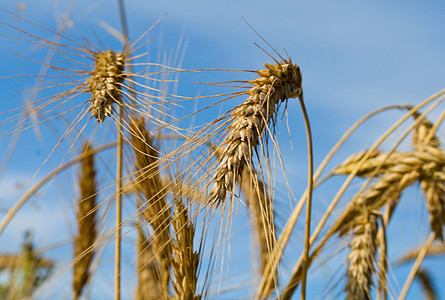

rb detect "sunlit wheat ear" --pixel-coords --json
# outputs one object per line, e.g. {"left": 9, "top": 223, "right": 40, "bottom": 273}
{"left": 418, "top": 146, "right": 445, "bottom": 240}
{"left": 410, "top": 110, "right": 445, "bottom": 239}
{"left": 130, "top": 117, "right": 171, "bottom": 297}
{"left": 88, "top": 50, "right": 126, "bottom": 123}
{"left": 171, "top": 198, "right": 200, "bottom": 300}
{"left": 333, "top": 150, "right": 403, "bottom": 177}
{"left": 339, "top": 152, "right": 421, "bottom": 235}
{"left": 345, "top": 210, "right": 378, "bottom": 300}
{"left": 73, "top": 143, "right": 98, "bottom": 300}
{"left": 136, "top": 224, "right": 163, "bottom": 300}
{"left": 210, "top": 61, "right": 302, "bottom": 204}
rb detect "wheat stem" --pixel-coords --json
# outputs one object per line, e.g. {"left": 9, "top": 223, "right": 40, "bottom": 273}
{"left": 398, "top": 233, "right": 435, "bottom": 300}
{"left": 299, "top": 95, "right": 313, "bottom": 300}
{"left": 114, "top": 105, "right": 123, "bottom": 300}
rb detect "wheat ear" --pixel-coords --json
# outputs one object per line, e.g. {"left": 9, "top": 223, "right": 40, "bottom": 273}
{"left": 345, "top": 210, "right": 378, "bottom": 300}
{"left": 339, "top": 152, "right": 421, "bottom": 235}
{"left": 240, "top": 167, "right": 277, "bottom": 296}
{"left": 73, "top": 143, "right": 98, "bottom": 300}
{"left": 136, "top": 224, "right": 163, "bottom": 300}
{"left": 88, "top": 50, "right": 125, "bottom": 123}
{"left": 210, "top": 61, "right": 302, "bottom": 204}
{"left": 410, "top": 111, "right": 445, "bottom": 240}
{"left": 171, "top": 197, "right": 200, "bottom": 300}
{"left": 333, "top": 150, "right": 403, "bottom": 178}
{"left": 130, "top": 117, "right": 171, "bottom": 297}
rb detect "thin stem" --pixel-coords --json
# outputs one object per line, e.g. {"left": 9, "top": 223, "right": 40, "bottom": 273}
{"left": 115, "top": 1, "right": 130, "bottom": 299}
{"left": 115, "top": 106, "right": 123, "bottom": 300}
{"left": 299, "top": 95, "right": 313, "bottom": 300}
{"left": 398, "top": 233, "right": 435, "bottom": 300}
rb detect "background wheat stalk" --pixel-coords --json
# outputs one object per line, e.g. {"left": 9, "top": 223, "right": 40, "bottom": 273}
{"left": 130, "top": 116, "right": 172, "bottom": 298}
{"left": 73, "top": 143, "right": 98, "bottom": 300}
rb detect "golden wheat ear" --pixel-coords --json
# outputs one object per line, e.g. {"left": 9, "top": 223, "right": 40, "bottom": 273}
{"left": 130, "top": 116, "right": 172, "bottom": 298}
{"left": 136, "top": 223, "right": 164, "bottom": 300}
{"left": 210, "top": 60, "right": 302, "bottom": 205}
{"left": 88, "top": 50, "right": 126, "bottom": 123}
{"left": 409, "top": 109, "right": 445, "bottom": 240}
{"left": 345, "top": 210, "right": 378, "bottom": 300}
{"left": 171, "top": 197, "right": 200, "bottom": 300}
{"left": 73, "top": 143, "right": 98, "bottom": 300}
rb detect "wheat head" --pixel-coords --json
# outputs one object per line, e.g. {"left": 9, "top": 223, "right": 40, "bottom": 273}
{"left": 209, "top": 61, "right": 302, "bottom": 204}
{"left": 88, "top": 50, "right": 126, "bottom": 123}
{"left": 130, "top": 117, "right": 172, "bottom": 297}
{"left": 171, "top": 198, "right": 200, "bottom": 300}
{"left": 345, "top": 210, "right": 378, "bottom": 300}
{"left": 73, "top": 143, "right": 98, "bottom": 300}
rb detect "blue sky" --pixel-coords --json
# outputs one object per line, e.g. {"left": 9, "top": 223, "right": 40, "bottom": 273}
{"left": 1, "top": 0, "right": 445, "bottom": 299}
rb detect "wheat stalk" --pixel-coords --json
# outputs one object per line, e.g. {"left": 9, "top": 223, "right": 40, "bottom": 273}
{"left": 73, "top": 143, "right": 98, "bottom": 300}
{"left": 209, "top": 61, "right": 302, "bottom": 204}
{"left": 345, "top": 210, "right": 378, "bottom": 300}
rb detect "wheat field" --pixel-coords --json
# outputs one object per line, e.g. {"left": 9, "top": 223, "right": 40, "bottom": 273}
{"left": 0, "top": 1, "right": 444, "bottom": 299}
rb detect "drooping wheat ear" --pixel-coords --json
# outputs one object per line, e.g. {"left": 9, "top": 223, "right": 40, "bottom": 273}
{"left": 130, "top": 117, "right": 172, "bottom": 297}
{"left": 410, "top": 111, "right": 445, "bottom": 240}
{"left": 136, "top": 224, "right": 163, "bottom": 300}
{"left": 210, "top": 61, "right": 302, "bottom": 204}
{"left": 73, "top": 143, "right": 98, "bottom": 300}
{"left": 171, "top": 197, "right": 200, "bottom": 300}
{"left": 240, "top": 167, "right": 276, "bottom": 296}
{"left": 345, "top": 210, "right": 378, "bottom": 300}
{"left": 339, "top": 151, "right": 421, "bottom": 235}
{"left": 415, "top": 269, "right": 438, "bottom": 300}
{"left": 88, "top": 50, "right": 125, "bottom": 123}
{"left": 418, "top": 146, "right": 445, "bottom": 240}
{"left": 333, "top": 150, "right": 403, "bottom": 178}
